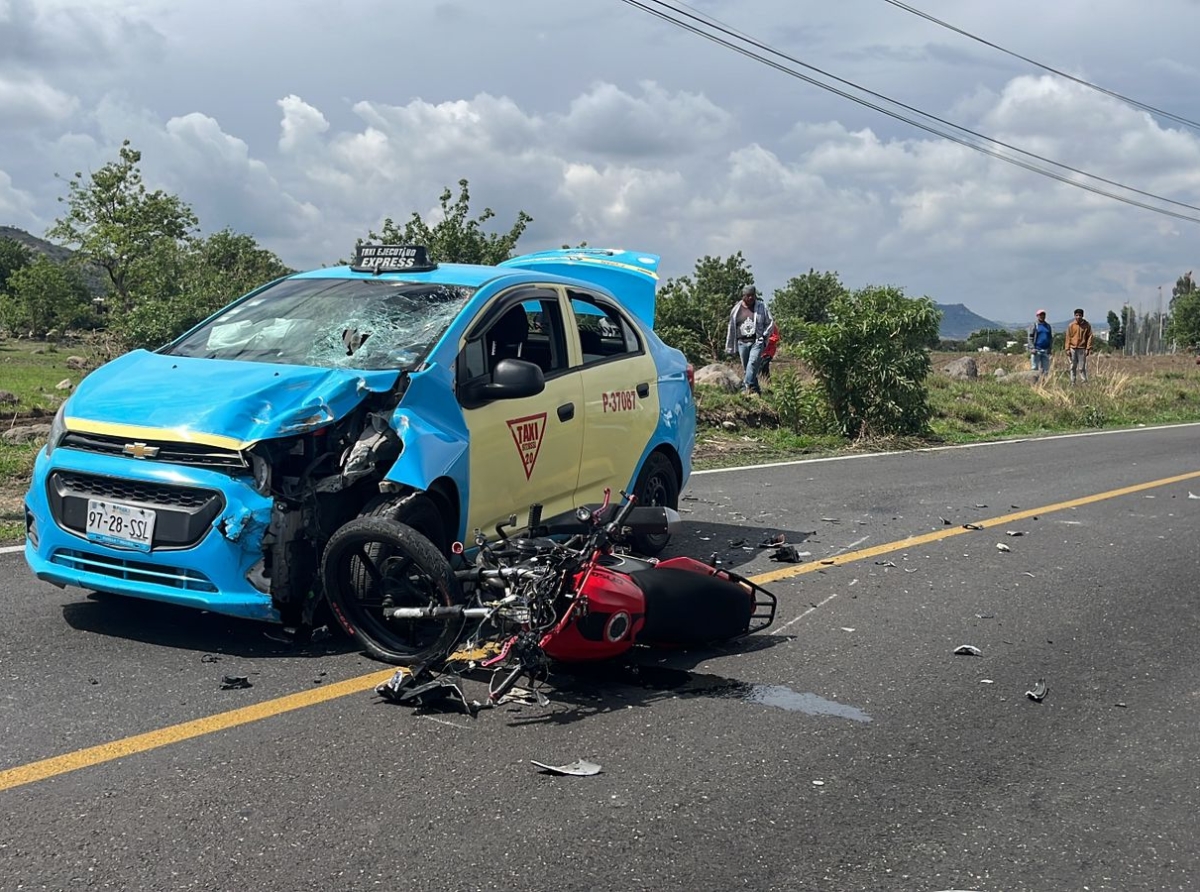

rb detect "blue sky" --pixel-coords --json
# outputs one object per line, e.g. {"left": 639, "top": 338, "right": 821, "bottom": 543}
{"left": 3, "top": 0, "right": 1200, "bottom": 324}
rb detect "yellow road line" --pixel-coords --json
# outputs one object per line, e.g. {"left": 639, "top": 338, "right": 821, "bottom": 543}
{"left": 4, "top": 468, "right": 1199, "bottom": 793}
{"left": 0, "top": 669, "right": 396, "bottom": 793}
{"left": 753, "top": 468, "right": 1200, "bottom": 585}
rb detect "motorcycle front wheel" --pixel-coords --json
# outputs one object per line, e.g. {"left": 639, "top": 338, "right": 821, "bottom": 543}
{"left": 321, "top": 516, "right": 464, "bottom": 665}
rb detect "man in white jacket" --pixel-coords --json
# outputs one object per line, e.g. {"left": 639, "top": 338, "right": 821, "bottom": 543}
{"left": 725, "top": 284, "right": 774, "bottom": 395}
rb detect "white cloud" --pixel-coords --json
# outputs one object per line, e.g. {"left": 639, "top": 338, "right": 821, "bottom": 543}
{"left": 4, "top": 0, "right": 1200, "bottom": 324}
{"left": 0, "top": 75, "right": 78, "bottom": 127}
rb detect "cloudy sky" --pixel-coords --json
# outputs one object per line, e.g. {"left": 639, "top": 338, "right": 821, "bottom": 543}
{"left": 3, "top": 0, "right": 1200, "bottom": 325}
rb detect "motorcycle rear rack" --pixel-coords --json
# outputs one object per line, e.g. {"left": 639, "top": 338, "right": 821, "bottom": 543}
{"left": 721, "top": 569, "right": 777, "bottom": 635}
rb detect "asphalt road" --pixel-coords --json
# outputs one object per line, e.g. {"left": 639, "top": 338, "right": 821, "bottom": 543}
{"left": 2, "top": 424, "right": 1198, "bottom": 892}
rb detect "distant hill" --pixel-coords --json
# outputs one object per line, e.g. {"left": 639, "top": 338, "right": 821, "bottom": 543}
{"left": 0, "top": 225, "right": 107, "bottom": 297}
{"left": 935, "top": 303, "right": 1022, "bottom": 340}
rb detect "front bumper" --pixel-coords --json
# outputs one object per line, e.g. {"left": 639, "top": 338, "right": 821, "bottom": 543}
{"left": 23, "top": 446, "right": 279, "bottom": 621}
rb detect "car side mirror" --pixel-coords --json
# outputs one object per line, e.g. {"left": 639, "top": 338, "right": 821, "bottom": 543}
{"left": 460, "top": 358, "right": 545, "bottom": 408}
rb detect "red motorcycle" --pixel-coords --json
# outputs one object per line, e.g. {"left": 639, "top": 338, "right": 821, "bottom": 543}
{"left": 320, "top": 490, "right": 776, "bottom": 710}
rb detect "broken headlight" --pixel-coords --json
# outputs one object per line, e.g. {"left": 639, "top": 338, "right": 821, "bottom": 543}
{"left": 248, "top": 451, "right": 273, "bottom": 495}
{"left": 43, "top": 403, "right": 68, "bottom": 458}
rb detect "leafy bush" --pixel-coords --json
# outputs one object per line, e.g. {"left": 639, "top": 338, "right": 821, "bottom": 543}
{"left": 798, "top": 286, "right": 941, "bottom": 439}
{"left": 767, "top": 367, "right": 836, "bottom": 434}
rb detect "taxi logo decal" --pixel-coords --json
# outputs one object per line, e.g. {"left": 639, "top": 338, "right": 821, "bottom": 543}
{"left": 506, "top": 412, "right": 547, "bottom": 480}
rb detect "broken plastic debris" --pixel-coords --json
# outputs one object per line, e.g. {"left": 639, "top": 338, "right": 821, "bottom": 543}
{"left": 727, "top": 538, "right": 748, "bottom": 548}
{"left": 770, "top": 545, "right": 802, "bottom": 563}
{"left": 953, "top": 645, "right": 982, "bottom": 656}
{"left": 811, "top": 780, "right": 825, "bottom": 786}
{"left": 1005, "top": 530, "right": 1027, "bottom": 537}
{"left": 395, "top": 677, "right": 475, "bottom": 714}
{"left": 1022, "top": 572, "right": 1036, "bottom": 578}
{"left": 980, "top": 679, "right": 994, "bottom": 684}
{"left": 841, "top": 627, "right": 855, "bottom": 633}
{"left": 975, "top": 613, "right": 995, "bottom": 619}
{"left": 759, "top": 533, "right": 788, "bottom": 547}
{"left": 219, "top": 675, "right": 252, "bottom": 690}
{"left": 962, "top": 523, "right": 984, "bottom": 531}
{"left": 940, "top": 518, "right": 951, "bottom": 525}
{"left": 1189, "top": 492, "right": 1200, "bottom": 500}
{"left": 530, "top": 759, "right": 602, "bottom": 776}
{"left": 820, "top": 517, "right": 841, "bottom": 523}
{"left": 974, "top": 503, "right": 988, "bottom": 509}
{"left": 1025, "top": 679, "right": 1048, "bottom": 702}
{"left": 200, "top": 653, "right": 221, "bottom": 663}
{"left": 874, "top": 560, "right": 896, "bottom": 567}
{"left": 498, "top": 686, "right": 550, "bottom": 708}
{"left": 996, "top": 543, "right": 1011, "bottom": 552}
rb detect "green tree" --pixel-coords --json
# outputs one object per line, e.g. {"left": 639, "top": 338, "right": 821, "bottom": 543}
{"left": 1106, "top": 310, "right": 1124, "bottom": 350}
{"left": 769, "top": 269, "right": 846, "bottom": 342}
{"left": 119, "top": 230, "right": 293, "bottom": 349}
{"left": 964, "top": 327, "right": 1011, "bottom": 352}
{"left": 364, "top": 179, "right": 532, "bottom": 265}
{"left": 1, "top": 255, "right": 95, "bottom": 336}
{"left": 0, "top": 237, "right": 32, "bottom": 293}
{"left": 46, "top": 140, "right": 199, "bottom": 314}
{"left": 797, "top": 285, "right": 941, "bottom": 439}
{"left": 654, "top": 253, "right": 755, "bottom": 365}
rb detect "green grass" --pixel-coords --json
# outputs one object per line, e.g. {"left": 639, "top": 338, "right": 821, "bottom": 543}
{"left": 693, "top": 352, "right": 1200, "bottom": 468}
{"left": 0, "top": 338, "right": 88, "bottom": 415}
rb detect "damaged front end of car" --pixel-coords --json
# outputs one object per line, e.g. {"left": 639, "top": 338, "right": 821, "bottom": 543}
{"left": 23, "top": 355, "right": 418, "bottom": 627}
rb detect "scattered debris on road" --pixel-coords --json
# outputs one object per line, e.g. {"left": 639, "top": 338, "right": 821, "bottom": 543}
{"left": 531, "top": 759, "right": 602, "bottom": 777}
{"left": 1005, "top": 530, "right": 1027, "bottom": 537}
{"left": 770, "top": 545, "right": 802, "bottom": 562}
{"left": 219, "top": 675, "right": 252, "bottom": 690}
{"left": 1025, "top": 679, "right": 1048, "bottom": 702}
{"left": 996, "top": 543, "right": 1011, "bottom": 552}
{"left": 954, "top": 645, "right": 983, "bottom": 656}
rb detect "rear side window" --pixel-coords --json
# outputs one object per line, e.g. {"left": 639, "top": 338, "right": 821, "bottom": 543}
{"left": 568, "top": 291, "right": 641, "bottom": 365}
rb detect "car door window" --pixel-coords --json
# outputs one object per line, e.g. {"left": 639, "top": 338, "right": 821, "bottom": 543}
{"left": 459, "top": 291, "right": 568, "bottom": 394}
{"left": 568, "top": 291, "right": 642, "bottom": 366}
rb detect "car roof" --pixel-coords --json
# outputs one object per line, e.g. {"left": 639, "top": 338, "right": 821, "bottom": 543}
{"left": 291, "top": 262, "right": 519, "bottom": 289}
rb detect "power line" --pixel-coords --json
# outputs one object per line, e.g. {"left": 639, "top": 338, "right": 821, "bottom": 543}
{"left": 879, "top": 0, "right": 1200, "bottom": 133}
{"left": 616, "top": 0, "right": 1200, "bottom": 224}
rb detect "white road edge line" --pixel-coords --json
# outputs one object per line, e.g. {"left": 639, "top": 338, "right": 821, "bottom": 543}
{"left": 692, "top": 421, "right": 1200, "bottom": 475}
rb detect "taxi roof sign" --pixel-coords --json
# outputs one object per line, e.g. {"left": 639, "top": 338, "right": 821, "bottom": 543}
{"left": 351, "top": 244, "right": 436, "bottom": 274}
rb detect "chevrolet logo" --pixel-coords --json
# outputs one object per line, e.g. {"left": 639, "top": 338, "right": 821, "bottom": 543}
{"left": 123, "top": 442, "right": 160, "bottom": 459}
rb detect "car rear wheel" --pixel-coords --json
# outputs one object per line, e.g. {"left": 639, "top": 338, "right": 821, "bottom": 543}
{"left": 630, "top": 452, "right": 679, "bottom": 555}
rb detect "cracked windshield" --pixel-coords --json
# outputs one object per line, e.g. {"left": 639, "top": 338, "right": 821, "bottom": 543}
{"left": 165, "top": 278, "right": 476, "bottom": 370}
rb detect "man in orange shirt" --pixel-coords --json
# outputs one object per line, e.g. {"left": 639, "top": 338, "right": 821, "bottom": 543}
{"left": 1065, "top": 308, "right": 1094, "bottom": 384}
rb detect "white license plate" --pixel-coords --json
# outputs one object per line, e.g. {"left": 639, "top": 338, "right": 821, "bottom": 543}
{"left": 86, "top": 499, "right": 156, "bottom": 552}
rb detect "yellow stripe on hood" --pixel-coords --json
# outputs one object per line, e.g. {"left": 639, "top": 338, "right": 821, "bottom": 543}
{"left": 66, "top": 418, "right": 251, "bottom": 451}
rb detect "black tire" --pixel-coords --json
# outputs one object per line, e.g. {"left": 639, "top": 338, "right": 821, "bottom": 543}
{"left": 361, "top": 492, "right": 449, "bottom": 553}
{"left": 320, "top": 516, "right": 464, "bottom": 665}
{"left": 630, "top": 451, "right": 680, "bottom": 555}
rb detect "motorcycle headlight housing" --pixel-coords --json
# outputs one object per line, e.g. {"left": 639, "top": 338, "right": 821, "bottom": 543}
{"left": 44, "top": 404, "right": 68, "bottom": 458}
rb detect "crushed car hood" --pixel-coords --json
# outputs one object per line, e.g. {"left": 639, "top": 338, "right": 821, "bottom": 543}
{"left": 63, "top": 350, "right": 400, "bottom": 448}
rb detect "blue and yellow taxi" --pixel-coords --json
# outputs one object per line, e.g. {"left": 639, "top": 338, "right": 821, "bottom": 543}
{"left": 23, "top": 246, "right": 696, "bottom": 627}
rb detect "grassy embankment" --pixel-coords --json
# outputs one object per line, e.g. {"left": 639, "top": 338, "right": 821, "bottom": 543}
{"left": 3, "top": 340, "right": 1200, "bottom": 543}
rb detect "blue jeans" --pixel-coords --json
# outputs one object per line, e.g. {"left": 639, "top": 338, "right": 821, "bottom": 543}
{"left": 737, "top": 339, "right": 764, "bottom": 392}
{"left": 1032, "top": 350, "right": 1050, "bottom": 376}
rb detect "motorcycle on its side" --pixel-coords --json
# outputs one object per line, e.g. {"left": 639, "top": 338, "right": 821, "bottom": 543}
{"left": 319, "top": 490, "right": 777, "bottom": 711}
